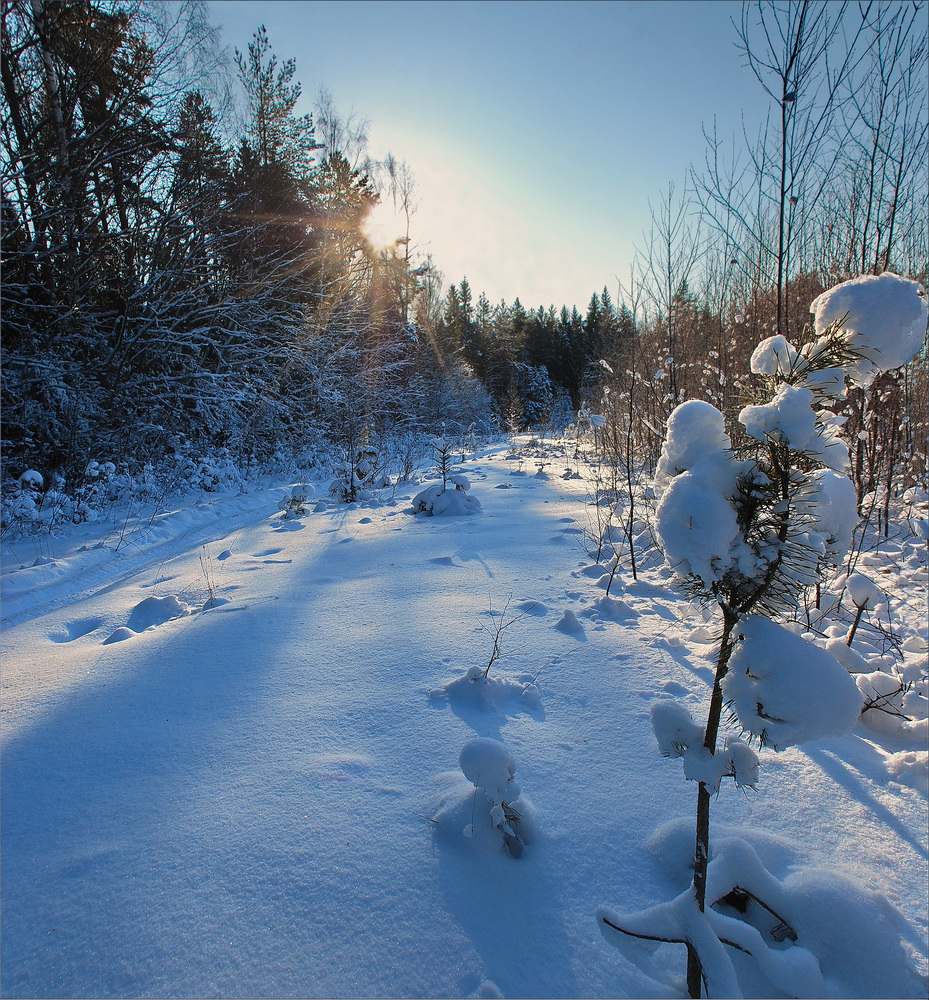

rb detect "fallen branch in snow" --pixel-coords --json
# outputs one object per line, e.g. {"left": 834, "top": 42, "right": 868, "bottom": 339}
{"left": 599, "top": 912, "right": 751, "bottom": 955}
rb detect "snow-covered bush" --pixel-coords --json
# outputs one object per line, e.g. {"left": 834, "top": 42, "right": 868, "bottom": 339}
{"left": 459, "top": 738, "right": 528, "bottom": 857}
{"left": 411, "top": 438, "right": 482, "bottom": 516}
{"left": 0, "top": 471, "right": 44, "bottom": 535}
{"left": 277, "top": 484, "right": 315, "bottom": 519}
{"left": 412, "top": 476, "right": 482, "bottom": 517}
{"left": 329, "top": 445, "right": 383, "bottom": 503}
{"left": 177, "top": 452, "right": 244, "bottom": 494}
{"left": 599, "top": 274, "right": 927, "bottom": 997}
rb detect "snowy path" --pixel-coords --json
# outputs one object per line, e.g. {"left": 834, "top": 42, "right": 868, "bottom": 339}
{"left": 2, "top": 450, "right": 926, "bottom": 998}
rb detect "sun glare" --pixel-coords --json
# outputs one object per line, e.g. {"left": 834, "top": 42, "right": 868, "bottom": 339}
{"left": 363, "top": 199, "right": 405, "bottom": 250}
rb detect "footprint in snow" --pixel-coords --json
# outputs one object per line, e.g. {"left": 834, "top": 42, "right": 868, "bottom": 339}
{"left": 102, "top": 627, "right": 136, "bottom": 645}
{"left": 659, "top": 680, "right": 691, "bottom": 697}
{"left": 307, "top": 752, "right": 372, "bottom": 784}
{"left": 49, "top": 616, "right": 105, "bottom": 643}
{"left": 514, "top": 600, "right": 549, "bottom": 616}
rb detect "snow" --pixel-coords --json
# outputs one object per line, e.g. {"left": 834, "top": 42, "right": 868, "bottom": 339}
{"left": 749, "top": 334, "right": 798, "bottom": 377}
{"left": 738, "top": 383, "right": 849, "bottom": 471}
{"left": 810, "top": 272, "right": 928, "bottom": 385}
{"left": 722, "top": 616, "right": 862, "bottom": 750}
{"left": 653, "top": 400, "right": 732, "bottom": 499}
{"left": 459, "top": 737, "right": 517, "bottom": 799}
{"left": 654, "top": 456, "right": 744, "bottom": 588}
{"left": 800, "top": 469, "right": 859, "bottom": 557}
{"left": 1, "top": 443, "right": 926, "bottom": 998}
{"left": 845, "top": 572, "right": 884, "bottom": 609}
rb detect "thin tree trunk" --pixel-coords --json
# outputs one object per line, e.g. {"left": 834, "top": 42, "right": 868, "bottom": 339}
{"left": 686, "top": 603, "right": 739, "bottom": 997}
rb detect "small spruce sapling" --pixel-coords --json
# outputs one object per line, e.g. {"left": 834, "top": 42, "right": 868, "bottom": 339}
{"left": 330, "top": 446, "right": 381, "bottom": 503}
{"left": 411, "top": 438, "right": 482, "bottom": 516}
{"left": 277, "top": 484, "right": 315, "bottom": 519}
{"left": 597, "top": 273, "right": 928, "bottom": 998}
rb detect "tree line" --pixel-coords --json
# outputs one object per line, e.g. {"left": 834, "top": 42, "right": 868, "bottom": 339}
{"left": 433, "top": 0, "right": 927, "bottom": 507}
{"left": 1, "top": 0, "right": 491, "bottom": 489}
{"left": 2, "top": 0, "right": 926, "bottom": 512}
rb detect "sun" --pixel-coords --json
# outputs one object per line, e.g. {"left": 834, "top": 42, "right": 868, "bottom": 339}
{"left": 362, "top": 198, "right": 406, "bottom": 250}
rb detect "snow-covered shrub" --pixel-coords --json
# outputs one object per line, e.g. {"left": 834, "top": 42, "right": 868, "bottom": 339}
{"left": 412, "top": 476, "right": 481, "bottom": 517}
{"left": 411, "top": 438, "right": 482, "bottom": 516}
{"left": 459, "top": 737, "right": 529, "bottom": 857}
{"left": 600, "top": 274, "right": 927, "bottom": 997}
{"left": 329, "top": 445, "right": 382, "bottom": 503}
{"left": 277, "top": 484, "right": 315, "bottom": 519}
{"left": 177, "top": 452, "right": 243, "bottom": 494}
{"left": 0, "top": 471, "right": 43, "bottom": 535}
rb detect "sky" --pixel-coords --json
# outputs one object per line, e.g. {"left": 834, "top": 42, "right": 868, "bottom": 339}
{"left": 206, "top": 0, "right": 774, "bottom": 312}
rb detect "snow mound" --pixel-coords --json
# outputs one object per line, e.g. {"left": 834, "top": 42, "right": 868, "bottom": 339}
{"left": 824, "top": 638, "right": 871, "bottom": 674}
{"left": 846, "top": 572, "right": 883, "bottom": 609}
{"left": 430, "top": 737, "right": 534, "bottom": 857}
{"left": 583, "top": 595, "right": 636, "bottom": 622}
{"left": 430, "top": 771, "right": 536, "bottom": 857}
{"left": 513, "top": 600, "right": 549, "bottom": 616}
{"left": 411, "top": 480, "right": 482, "bottom": 517}
{"left": 884, "top": 751, "right": 929, "bottom": 793}
{"left": 126, "top": 595, "right": 191, "bottom": 632}
{"left": 459, "top": 737, "right": 519, "bottom": 802}
{"left": 555, "top": 609, "right": 585, "bottom": 635}
{"left": 436, "top": 666, "right": 541, "bottom": 713}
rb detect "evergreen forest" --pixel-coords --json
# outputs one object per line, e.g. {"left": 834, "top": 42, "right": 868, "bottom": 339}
{"left": 2, "top": 0, "right": 926, "bottom": 518}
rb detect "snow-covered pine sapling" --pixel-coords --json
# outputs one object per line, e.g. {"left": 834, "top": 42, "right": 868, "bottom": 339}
{"left": 330, "top": 446, "right": 381, "bottom": 503}
{"left": 431, "top": 436, "right": 454, "bottom": 489}
{"left": 598, "top": 273, "right": 928, "bottom": 999}
{"left": 277, "top": 484, "right": 315, "bottom": 519}
{"left": 411, "top": 438, "right": 482, "bottom": 517}
{"left": 459, "top": 737, "right": 526, "bottom": 858}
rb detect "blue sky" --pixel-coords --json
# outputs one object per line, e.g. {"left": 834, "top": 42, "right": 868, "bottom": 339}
{"left": 207, "top": 0, "right": 773, "bottom": 310}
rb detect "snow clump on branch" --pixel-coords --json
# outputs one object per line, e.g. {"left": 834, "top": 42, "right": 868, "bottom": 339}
{"left": 810, "top": 272, "right": 927, "bottom": 386}
{"left": 721, "top": 616, "right": 862, "bottom": 749}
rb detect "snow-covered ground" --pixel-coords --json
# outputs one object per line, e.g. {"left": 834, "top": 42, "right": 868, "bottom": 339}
{"left": 2, "top": 443, "right": 926, "bottom": 998}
